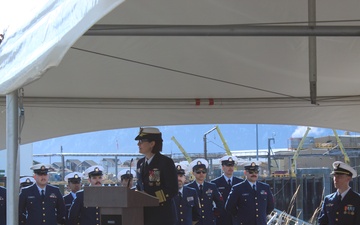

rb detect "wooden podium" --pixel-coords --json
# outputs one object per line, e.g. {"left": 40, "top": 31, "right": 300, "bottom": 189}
{"left": 84, "top": 186, "right": 159, "bottom": 225}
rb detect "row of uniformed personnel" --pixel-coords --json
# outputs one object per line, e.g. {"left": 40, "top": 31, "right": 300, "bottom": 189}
{"left": 174, "top": 157, "right": 274, "bottom": 225}
{"left": 1, "top": 127, "right": 360, "bottom": 225}
{"left": 17, "top": 163, "right": 106, "bottom": 225}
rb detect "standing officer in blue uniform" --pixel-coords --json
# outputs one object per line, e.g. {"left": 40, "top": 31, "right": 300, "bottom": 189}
{"left": 63, "top": 172, "right": 82, "bottom": 225}
{"left": 211, "top": 156, "right": 243, "bottom": 225}
{"left": 19, "top": 164, "right": 66, "bottom": 225}
{"left": 187, "top": 158, "right": 224, "bottom": 225}
{"left": 175, "top": 164, "right": 201, "bottom": 225}
{"left": 0, "top": 186, "right": 6, "bottom": 225}
{"left": 318, "top": 161, "right": 360, "bottom": 225}
{"left": 20, "top": 176, "right": 35, "bottom": 189}
{"left": 135, "top": 127, "right": 178, "bottom": 225}
{"left": 117, "top": 169, "right": 136, "bottom": 188}
{"left": 69, "top": 165, "right": 104, "bottom": 225}
{"left": 225, "top": 162, "right": 274, "bottom": 225}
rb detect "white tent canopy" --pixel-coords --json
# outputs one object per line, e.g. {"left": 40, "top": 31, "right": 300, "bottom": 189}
{"left": 1, "top": 1, "right": 360, "bottom": 224}
{"left": 2, "top": 0, "right": 360, "bottom": 151}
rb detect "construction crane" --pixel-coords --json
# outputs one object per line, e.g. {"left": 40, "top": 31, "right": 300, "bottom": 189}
{"left": 290, "top": 127, "right": 311, "bottom": 177}
{"left": 171, "top": 136, "right": 192, "bottom": 163}
{"left": 332, "top": 129, "right": 350, "bottom": 165}
{"left": 215, "top": 125, "right": 232, "bottom": 156}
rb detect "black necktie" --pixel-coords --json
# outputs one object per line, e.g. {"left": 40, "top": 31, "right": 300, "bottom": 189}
{"left": 199, "top": 184, "right": 203, "bottom": 195}
{"left": 337, "top": 193, "right": 342, "bottom": 203}
{"left": 253, "top": 184, "right": 256, "bottom": 193}
{"left": 179, "top": 191, "right": 182, "bottom": 199}
{"left": 41, "top": 190, "right": 45, "bottom": 199}
{"left": 144, "top": 161, "right": 149, "bottom": 172}
{"left": 228, "top": 179, "right": 231, "bottom": 186}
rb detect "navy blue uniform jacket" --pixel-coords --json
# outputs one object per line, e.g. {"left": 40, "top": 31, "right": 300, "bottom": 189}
{"left": 225, "top": 181, "right": 274, "bottom": 225}
{"left": 63, "top": 193, "right": 75, "bottom": 225}
{"left": 174, "top": 186, "right": 201, "bottom": 225}
{"left": 211, "top": 176, "right": 244, "bottom": 225}
{"left": 19, "top": 184, "right": 66, "bottom": 225}
{"left": 187, "top": 181, "right": 224, "bottom": 225}
{"left": 318, "top": 189, "right": 360, "bottom": 225}
{"left": 0, "top": 187, "right": 6, "bottom": 225}
{"left": 68, "top": 190, "right": 100, "bottom": 225}
{"left": 136, "top": 153, "right": 178, "bottom": 225}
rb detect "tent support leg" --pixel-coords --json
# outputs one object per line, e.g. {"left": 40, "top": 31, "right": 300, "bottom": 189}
{"left": 308, "top": 0, "right": 317, "bottom": 105}
{"left": 6, "top": 90, "right": 20, "bottom": 225}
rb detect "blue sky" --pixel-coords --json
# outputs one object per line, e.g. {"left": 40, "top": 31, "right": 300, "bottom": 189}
{"left": 32, "top": 124, "right": 352, "bottom": 164}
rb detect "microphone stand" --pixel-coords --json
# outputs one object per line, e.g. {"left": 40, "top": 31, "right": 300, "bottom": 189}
{"left": 127, "top": 158, "right": 133, "bottom": 188}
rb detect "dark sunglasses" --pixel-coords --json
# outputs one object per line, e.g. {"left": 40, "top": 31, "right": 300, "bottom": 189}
{"left": 70, "top": 180, "right": 81, "bottom": 184}
{"left": 248, "top": 171, "right": 259, "bottom": 174}
{"left": 195, "top": 170, "right": 207, "bottom": 174}
{"left": 224, "top": 164, "right": 235, "bottom": 167}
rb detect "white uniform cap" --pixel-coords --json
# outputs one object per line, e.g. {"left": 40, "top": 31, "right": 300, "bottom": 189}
{"left": 175, "top": 162, "right": 189, "bottom": 172}
{"left": 84, "top": 165, "right": 104, "bottom": 177}
{"left": 20, "top": 176, "right": 35, "bottom": 184}
{"left": 331, "top": 161, "right": 357, "bottom": 178}
{"left": 135, "top": 127, "right": 162, "bottom": 141}
{"left": 190, "top": 158, "right": 209, "bottom": 170}
{"left": 117, "top": 169, "right": 136, "bottom": 180}
{"left": 220, "top": 155, "right": 238, "bottom": 164}
{"left": 64, "top": 172, "right": 83, "bottom": 182}
{"left": 30, "top": 164, "right": 51, "bottom": 174}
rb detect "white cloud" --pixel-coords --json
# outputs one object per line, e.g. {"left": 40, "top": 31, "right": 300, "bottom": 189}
{"left": 291, "top": 126, "right": 326, "bottom": 137}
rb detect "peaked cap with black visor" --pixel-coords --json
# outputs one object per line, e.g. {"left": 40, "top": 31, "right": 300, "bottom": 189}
{"left": 135, "top": 127, "right": 163, "bottom": 141}
{"left": 244, "top": 162, "right": 259, "bottom": 172}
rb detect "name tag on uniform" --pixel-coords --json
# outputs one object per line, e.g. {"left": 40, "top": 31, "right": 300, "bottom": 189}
{"left": 218, "top": 187, "right": 225, "bottom": 190}
{"left": 187, "top": 196, "right": 194, "bottom": 202}
{"left": 242, "top": 193, "right": 249, "bottom": 196}
{"left": 27, "top": 196, "right": 35, "bottom": 199}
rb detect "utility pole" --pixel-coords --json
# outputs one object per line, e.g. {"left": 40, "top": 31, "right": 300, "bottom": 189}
{"left": 267, "top": 138, "right": 275, "bottom": 175}
{"left": 203, "top": 126, "right": 217, "bottom": 162}
{"left": 61, "top": 146, "right": 65, "bottom": 180}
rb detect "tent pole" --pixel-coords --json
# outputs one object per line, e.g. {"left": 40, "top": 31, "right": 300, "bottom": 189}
{"left": 308, "top": 0, "right": 317, "bottom": 104}
{"left": 6, "top": 90, "right": 20, "bottom": 225}
{"left": 86, "top": 25, "right": 360, "bottom": 37}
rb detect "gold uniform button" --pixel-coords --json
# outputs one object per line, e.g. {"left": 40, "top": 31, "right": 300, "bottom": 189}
{"left": 96, "top": 218, "right": 99, "bottom": 221}
{"left": 43, "top": 220, "right": 45, "bottom": 222}
{"left": 256, "top": 215, "right": 259, "bottom": 217}
{"left": 202, "top": 210, "right": 205, "bottom": 212}
{"left": 96, "top": 212, "right": 98, "bottom": 215}
{"left": 256, "top": 203, "right": 258, "bottom": 205}
{"left": 336, "top": 218, "right": 338, "bottom": 221}
{"left": 43, "top": 213, "right": 45, "bottom": 216}
{"left": 180, "top": 205, "right": 182, "bottom": 208}
{"left": 42, "top": 208, "right": 45, "bottom": 210}
{"left": 181, "top": 219, "right": 183, "bottom": 221}
{"left": 180, "top": 212, "right": 183, "bottom": 214}
{"left": 336, "top": 212, "right": 339, "bottom": 214}
{"left": 202, "top": 216, "right": 205, "bottom": 218}
{"left": 256, "top": 209, "right": 258, "bottom": 211}
{"left": 255, "top": 197, "right": 257, "bottom": 199}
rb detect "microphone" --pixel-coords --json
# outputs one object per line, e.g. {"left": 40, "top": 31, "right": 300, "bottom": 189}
{"left": 127, "top": 158, "right": 134, "bottom": 188}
